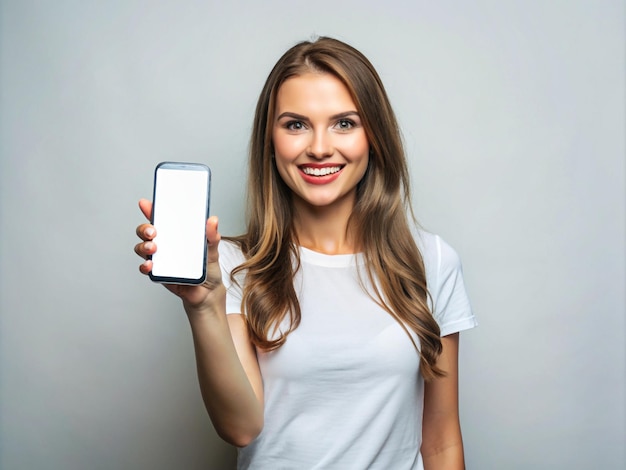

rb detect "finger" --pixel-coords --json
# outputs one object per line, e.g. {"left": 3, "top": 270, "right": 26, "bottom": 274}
{"left": 138, "top": 259, "right": 153, "bottom": 275}
{"left": 135, "top": 223, "right": 156, "bottom": 241}
{"left": 134, "top": 239, "right": 156, "bottom": 259}
{"left": 138, "top": 198, "right": 153, "bottom": 221}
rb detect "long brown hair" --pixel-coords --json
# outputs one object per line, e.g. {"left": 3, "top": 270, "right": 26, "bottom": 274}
{"left": 228, "top": 37, "right": 444, "bottom": 380}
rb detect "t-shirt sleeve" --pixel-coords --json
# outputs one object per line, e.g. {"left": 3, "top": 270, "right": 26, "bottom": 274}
{"left": 429, "top": 235, "right": 477, "bottom": 337}
{"left": 218, "top": 240, "right": 245, "bottom": 315}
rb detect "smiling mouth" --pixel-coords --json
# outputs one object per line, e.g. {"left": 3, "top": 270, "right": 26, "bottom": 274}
{"left": 300, "top": 166, "right": 343, "bottom": 176}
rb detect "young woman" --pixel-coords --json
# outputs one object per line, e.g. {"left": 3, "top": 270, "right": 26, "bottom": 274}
{"left": 135, "top": 37, "right": 476, "bottom": 469}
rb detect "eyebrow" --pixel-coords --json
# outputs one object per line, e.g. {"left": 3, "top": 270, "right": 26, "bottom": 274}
{"left": 275, "top": 111, "right": 360, "bottom": 121}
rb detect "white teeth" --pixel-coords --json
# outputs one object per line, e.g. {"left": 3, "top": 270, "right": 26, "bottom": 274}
{"left": 302, "top": 166, "right": 341, "bottom": 176}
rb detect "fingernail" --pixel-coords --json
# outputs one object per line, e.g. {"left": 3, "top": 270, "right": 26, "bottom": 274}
{"left": 145, "top": 227, "right": 155, "bottom": 237}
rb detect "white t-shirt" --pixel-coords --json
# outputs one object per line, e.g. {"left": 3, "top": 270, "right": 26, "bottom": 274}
{"left": 219, "top": 230, "right": 477, "bottom": 469}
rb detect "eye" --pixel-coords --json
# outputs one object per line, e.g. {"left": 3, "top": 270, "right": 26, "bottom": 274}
{"left": 335, "top": 119, "right": 355, "bottom": 130}
{"left": 285, "top": 120, "right": 306, "bottom": 131}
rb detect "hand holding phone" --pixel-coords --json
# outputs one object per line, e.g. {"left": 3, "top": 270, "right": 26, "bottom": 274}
{"left": 149, "top": 162, "right": 211, "bottom": 285}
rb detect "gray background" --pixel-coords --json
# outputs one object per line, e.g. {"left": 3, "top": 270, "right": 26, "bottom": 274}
{"left": 1, "top": 1, "right": 624, "bottom": 469}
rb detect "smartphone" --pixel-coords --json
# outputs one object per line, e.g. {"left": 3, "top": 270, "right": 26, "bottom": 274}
{"left": 149, "top": 162, "right": 211, "bottom": 285}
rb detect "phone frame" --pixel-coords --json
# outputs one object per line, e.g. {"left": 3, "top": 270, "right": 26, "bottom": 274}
{"left": 148, "top": 161, "right": 211, "bottom": 285}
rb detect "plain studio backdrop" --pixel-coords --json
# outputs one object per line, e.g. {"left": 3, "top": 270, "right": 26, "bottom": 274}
{"left": 1, "top": 1, "right": 624, "bottom": 469}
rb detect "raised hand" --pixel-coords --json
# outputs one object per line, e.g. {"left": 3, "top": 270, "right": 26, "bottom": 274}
{"left": 134, "top": 198, "right": 225, "bottom": 313}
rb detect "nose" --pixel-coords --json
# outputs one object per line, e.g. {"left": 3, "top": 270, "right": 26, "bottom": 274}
{"left": 306, "top": 129, "right": 333, "bottom": 159}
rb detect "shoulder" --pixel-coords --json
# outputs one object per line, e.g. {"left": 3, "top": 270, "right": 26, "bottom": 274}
{"left": 413, "top": 227, "right": 477, "bottom": 335}
{"left": 219, "top": 239, "right": 247, "bottom": 314}
{"left": 218, "top": 239, "right": 247, "bottom": 290}
{"left": 413, "top": 228, "right": 462, "bottom": 280}
{"left": 218, "top": 238, "right": 246, "bottom": 270}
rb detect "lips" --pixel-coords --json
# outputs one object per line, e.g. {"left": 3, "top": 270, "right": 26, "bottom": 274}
{"left": 298, "top": 164, "right": 344, "bottom": 184}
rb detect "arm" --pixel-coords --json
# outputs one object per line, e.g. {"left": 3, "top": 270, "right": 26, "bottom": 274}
{"left": 186, "top": 309, "right": 264, "bottom": 447}
{"left": 421, "top": 333, "right": 465, "bottom": 470}
{"left": 135, "top": 199, "right": 263, "bottom": 447}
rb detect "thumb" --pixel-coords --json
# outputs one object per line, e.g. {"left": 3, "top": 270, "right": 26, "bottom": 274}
{"left": 138, "top": 198, "right": 153, "bottom": 221}
{"left": 206, "top": 216, "right": 221, "bottom": 263}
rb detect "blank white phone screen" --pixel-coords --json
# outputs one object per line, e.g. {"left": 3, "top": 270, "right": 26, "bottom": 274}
{"left": 151, "top": 167, "right": 209, "bottom": 280}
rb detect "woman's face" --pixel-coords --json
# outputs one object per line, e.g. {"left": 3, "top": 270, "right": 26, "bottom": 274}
{"left": 272, "top": 72, "right": 369, "bottom": 213}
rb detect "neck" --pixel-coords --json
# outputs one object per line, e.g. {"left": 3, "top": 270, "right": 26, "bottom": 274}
{"left": 292, "top": 195, "right": 359, "bottom": 255}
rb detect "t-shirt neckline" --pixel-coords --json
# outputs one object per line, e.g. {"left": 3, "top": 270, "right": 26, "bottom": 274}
{"left": 298, "top": 246, "right": 365, "bottom": 268}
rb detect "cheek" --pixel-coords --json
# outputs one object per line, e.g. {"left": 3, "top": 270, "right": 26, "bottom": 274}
{"left": 351, "top": 137, "right": 370, "bottom": 180}
{"left": 275, "top": 144, "right": 303, "bottom": 162}
{"left": 337, "top": 132, "right": 369, "bottom": 158}
{"left": 357, "top": 156, "right": 370, "bottom": 182}
{"left": 273, "top": 156, "right": 297, "bottom": 190}
{"left": 272, "top": 130, "right": 303, "bottom": 160}
{"left": 273, "top": 148, "right": 298, "bottom": 180}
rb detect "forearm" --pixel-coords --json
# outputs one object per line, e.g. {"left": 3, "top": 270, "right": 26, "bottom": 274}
{"left": 186, "top": 302, "right": 263, "bottom": 447}
{"left": 421, "top": 333, "right": 465, "bottom": 469}
{"left": 421, "top": 441, "right": 465, "bottom": 470}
